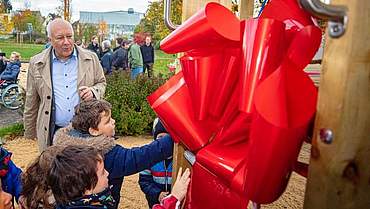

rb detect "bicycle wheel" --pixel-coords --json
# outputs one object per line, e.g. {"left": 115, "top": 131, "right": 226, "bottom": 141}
{"left": 1, "top": 84, "right": 24, "bottom": 110}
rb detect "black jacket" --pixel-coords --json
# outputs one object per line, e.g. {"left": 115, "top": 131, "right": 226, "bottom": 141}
{"left": 0, "top": 59, "right": 6, "bottom": 74}
{"left": 87, "top": 43, "right": 101, "bottom": 59}
{"left": 140, "top": 44, "right": 154, "bottom": 63}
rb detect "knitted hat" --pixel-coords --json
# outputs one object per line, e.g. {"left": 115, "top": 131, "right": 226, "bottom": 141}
{"left": 152, "top": 118, "right": 167, "bottom": 140}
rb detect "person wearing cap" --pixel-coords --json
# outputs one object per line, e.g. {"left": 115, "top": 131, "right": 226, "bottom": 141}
{"left": 139, "top": 118, "right": 174, "bottom": 208}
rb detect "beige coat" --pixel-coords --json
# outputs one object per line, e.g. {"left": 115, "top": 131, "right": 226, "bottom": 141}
{"left": 23, "top": 46, "right": 106, "bottom": 152}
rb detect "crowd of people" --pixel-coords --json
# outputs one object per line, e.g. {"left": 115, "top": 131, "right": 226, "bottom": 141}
{"left": 58, "top": 31, "right": 155, "bottom": 79}
{"left": 0, "top": 18, "right": 189, "bottom": 209}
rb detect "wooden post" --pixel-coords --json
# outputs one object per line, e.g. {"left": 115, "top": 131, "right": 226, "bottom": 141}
{"left": 239, "top": 0, "right": 255, "bottom": 19}
{"left": 304, "top": 0, "right": 370, "bottom": 208}
{"left": 182, "top": 0, "right": 232, "bottom": 22}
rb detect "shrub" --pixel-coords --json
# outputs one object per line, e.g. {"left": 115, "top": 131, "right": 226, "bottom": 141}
{"left": 0, "top": 123, "right": 24, "bottom": 140}
{"left": 105, "top": 71, "right": 167, "bottom": 136}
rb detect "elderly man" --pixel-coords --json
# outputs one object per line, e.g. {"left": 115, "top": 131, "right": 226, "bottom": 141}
{"left": 23, "top": 18, "right": 106, "bottom": 152}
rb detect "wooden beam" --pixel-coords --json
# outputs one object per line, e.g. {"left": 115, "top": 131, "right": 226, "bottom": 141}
{"left": 304, "top": 0, "right": 370, "bottom": 208}
{"left": 182, "top": 0, "right": 232, "bottom": 21}
{"left": 172, "top": 142, "right": 191, "bottom": 183}
{"left": 239, "top": 0, "right": 254, "bottom": 19}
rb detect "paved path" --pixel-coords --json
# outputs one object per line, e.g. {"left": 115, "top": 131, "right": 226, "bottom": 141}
{"left": 0, "top": 64, "right": 27, "bottom": 128}
{"left": 0, "top": 107, "right": 23, "bottom": 127}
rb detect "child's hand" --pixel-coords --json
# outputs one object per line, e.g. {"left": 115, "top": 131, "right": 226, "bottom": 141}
{"left": 0, "top": 190, "right": 13, "bottom": 209}
{"left": 158, "top": 191, "right": 169, "bottom": 202}
{"left": 170, "top": 167, "right": 190, "bottom": 202}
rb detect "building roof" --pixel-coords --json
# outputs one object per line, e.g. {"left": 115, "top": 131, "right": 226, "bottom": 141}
{"left": 79, "top": 11, "right": 143, "bottom": 26}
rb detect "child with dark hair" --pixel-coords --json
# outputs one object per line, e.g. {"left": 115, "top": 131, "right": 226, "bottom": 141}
{"left": 20, "top": 145, "right": 64, "bottom": 209}
{"left": 139, "top": 118, "right": 173, "bottom": 208}
{"left": 53, "top": 99, "right": 173, "bottom": 208}
{"left": 0, "top": 147, "right": 22, "bottom": 208}
{"left": 48, "top": 145, "right": 114, "bottom": 209}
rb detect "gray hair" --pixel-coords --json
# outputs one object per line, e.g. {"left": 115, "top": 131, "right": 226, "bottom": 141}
{"left": 47, "top": 18, "right": 74, "bottom": 38}
{"left": 102, "top": 40, "right": 111, "bottom": 50}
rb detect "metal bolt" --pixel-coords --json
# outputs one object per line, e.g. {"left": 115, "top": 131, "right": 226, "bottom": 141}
{"left": 333, "top": 25, "right": 339, "bottom": 33}
{"left": 320, "top": 128, "right": 333, "bottom": 144}
{"left": 328, "top": 21, "right": 345, "bottom": 38}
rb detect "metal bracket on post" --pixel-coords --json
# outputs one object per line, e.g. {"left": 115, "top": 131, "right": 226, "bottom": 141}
{"left": 184, "top": 150, "right": 196, "bottom": 165}
{"left": 298, "top": 0, "right": 348, "bottom": 38}
{"left": 164, "top": 0, "right": 179, "bottom": 31}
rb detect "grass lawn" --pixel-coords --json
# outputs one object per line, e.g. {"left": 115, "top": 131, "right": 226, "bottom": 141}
{"left": 154, "top": 50, "right": 177, "bottom": 77}
{"left": 0, "top": 123, "right": 24, "bottom": 138}
{"left": 0, "top": 41, "right": 44, "bottom": 61}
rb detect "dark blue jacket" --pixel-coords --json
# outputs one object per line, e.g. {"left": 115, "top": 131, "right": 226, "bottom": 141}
{"left": 100, "top": 50, "right": 113, "bottom": 74}
{"left": 0, "top": 148, "right": 22, "bottom": 203}
{"left": 105, "top": 136, "right": 173, "bottom": 208}
{"left": 56, "top": 187, "right": 115, "bottom": 209}
{"left": 87, "top": 43, "right": 101, "bottom": 59}
{"left": 112, "top": 48, "right": 128, "bottom": 69}
{"left": 0, "top": 61, "right": 21, "bottom": 81}
{"left": 139, "top": 158, "right": 173, "bottom": 208}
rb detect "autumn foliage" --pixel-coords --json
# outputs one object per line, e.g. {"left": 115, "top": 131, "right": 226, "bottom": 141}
{"left": 135, "top": 0, "right": 182, "bottom": 46}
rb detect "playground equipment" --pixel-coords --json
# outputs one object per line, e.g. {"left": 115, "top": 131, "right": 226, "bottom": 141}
{"left": 151, "top": 0, "right": 369, "bottom": 208}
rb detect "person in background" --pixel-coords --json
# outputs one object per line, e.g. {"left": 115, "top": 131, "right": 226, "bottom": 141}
{"left": 100, "top": 40, "right": 113, "bottom": 75}
{"left": 44, "top": 38, "right": 51, "bottom": 49}
{"left": 112, "top": 41, "right": 129, "bottom": 71}
{"left": 140, "top": 36, "right": 155, "bottom": 78}
{"left": 0, "top": 52, "right": 6, "bottom": 75}
{"left": 87, "top": 35, "right": 101, "bottom": 60}
{"left": 23, "top": 18, "right": 106, "bottom": 152}
{"left": 0, "top": 51, "right": 21, "bottom": 83}
{"left": 75, "top": 40, "right": 82, "bottom": 47}
{"left": 0, "top": 147, "right": 22, "bottom": 208}
{"left": 139, "top": 118, "right": 173, "bottom": 208}
{"left": 113, "top": 37, "right": 123, "bottom": 52}
{"left": 128, "top": 35, "right": 143, "bottom": 79}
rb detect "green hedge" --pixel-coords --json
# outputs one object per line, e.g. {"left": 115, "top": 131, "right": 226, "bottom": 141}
{"left": 105, "top": 72, "right": 167, "bottom": 136}
{"left": 0, "top": 123, "right": 24, "bottom": 138}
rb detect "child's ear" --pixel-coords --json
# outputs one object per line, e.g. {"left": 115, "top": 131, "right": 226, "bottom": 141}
{"left": 88, "top": 127, "right": 100, "bottom": 136}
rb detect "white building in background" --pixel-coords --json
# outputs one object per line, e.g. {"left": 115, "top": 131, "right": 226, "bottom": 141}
{"left": 79, "top": 9, "right": 143, "bottom": 39}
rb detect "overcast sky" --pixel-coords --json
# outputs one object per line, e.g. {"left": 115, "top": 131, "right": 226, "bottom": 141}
{"left": 10, "top": 0, "right": 152, "bottom": 21}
